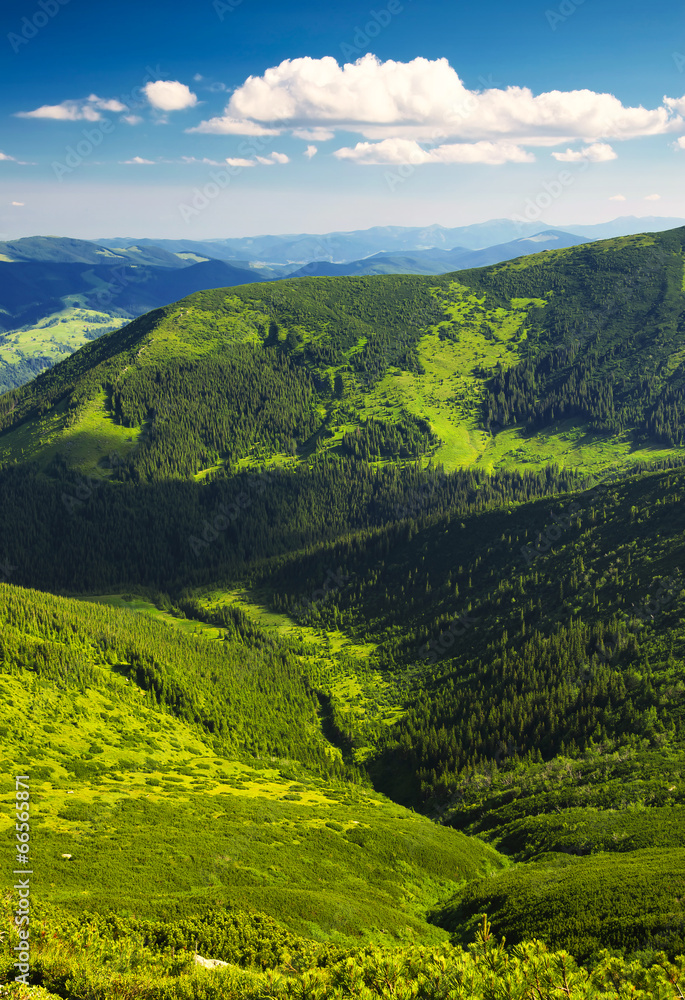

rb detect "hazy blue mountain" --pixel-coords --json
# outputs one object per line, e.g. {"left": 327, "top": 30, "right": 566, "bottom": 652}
{"left": 0, "top": 235, "right": 193, "bottom": 269}
{"left": 564, "top": 215, "right": 685, "bottom": 240}
{"left": 99, "top": 216, "right": 685, "bottom": 265}
{"left": 0, "top": 258, "right": 263, "bottom": 333}
{"left": 287, "top": 230, "right": 591, "bottom": 277}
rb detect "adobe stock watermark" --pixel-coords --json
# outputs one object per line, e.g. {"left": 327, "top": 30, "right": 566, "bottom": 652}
{"left": 394, "top": 473, "right": 481, "bottom": 520}
{"left": 84, "top": 262, "right": 154, "bottom": 312}
{"left": 340, "top": 0, "right": 410, "bottom": 59}
{"left": 8, "top": 0, "right": 70, "bottom": 54}
{"left": 289, "top": 568, "right": 351, "bottom": 619}
{"left": 282, "top": 233, "right": 346, "bottom": 273}
{"left": 559, "top": 571, "right": 682, "bottom": 747}
{"left": 419, "top": 607, "right": 479, "bottom": 665}
{"left": 512, "top": 161, "right": 589, "bottom": 228}
{"left": 384, "top": 76, "right": 501, "bottom": 194}
{"left": 432, "top": 738, "right": 523, "bottom": 823}
{"left": 178, "top": 118, "right": 289, "bottom": 223}
{"left": 187, "top": 467, "right": 283, "bottom": 558}
{"left": 0, "top": 558, "right": 17, "bottom": 584}
{"left": 545, "top": 0, "right": 588, "bottom": 32}
{"left": 51, "top": 65, "right": 162, "bottom": 181}
{"left": 520, "top": 470, "right": 622, "bottom": 567}
{"left": 61, "top": 451, "right": 126, "bottom": 514}
{"left": 631, "top": 568, "right": 682, "bottom": 626}
{"left": 13, "top": 776, "right": 31, "bottom": 986}
{"left": 214, "top": 0, "right": 244, "bottom": 18}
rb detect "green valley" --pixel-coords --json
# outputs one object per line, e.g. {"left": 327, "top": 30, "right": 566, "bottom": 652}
{"left": 3, "top": 227, "right": 685, "bottom": 998}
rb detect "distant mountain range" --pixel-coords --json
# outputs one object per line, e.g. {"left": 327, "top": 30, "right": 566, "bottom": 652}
{"left": 1, "top": 216, "right": 683, "bottom": 394}
{"left": 287, "top": 230, "right": 593, "bottom": 278}
{"left": 98, "top": 215, "right": 685, "bottom": 263}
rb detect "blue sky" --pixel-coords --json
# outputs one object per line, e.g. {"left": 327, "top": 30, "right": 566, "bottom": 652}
{"left": 0, "top": 0, "right": 683, "bottom": 238}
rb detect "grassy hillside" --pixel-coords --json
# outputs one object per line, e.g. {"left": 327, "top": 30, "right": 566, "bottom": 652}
{"left": 4, "top": 582, "right": 685, "bottom": 995}
{"left": 3, "top": 227, "right": 685, "bottom": 995}
{"left": 2, "top": 228, "right": 684, "bottom": 482}
{"left": 0, "top": 583, "right": 501, "bottom": 947}
{"left": 0, "top": 253, "right": 262, "bottom": 392}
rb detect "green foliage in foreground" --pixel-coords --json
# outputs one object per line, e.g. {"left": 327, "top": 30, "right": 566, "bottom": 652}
{"left": 4, "top": 915, "right": 685, "bottom": 998}
{"left": 437, "top": 849, "right": 685, "bottom": 964}
{"left": 0, "top": 582, "right": 500, "bottom": 943}
{"left": 0, "top": 581, "right": 347, "bottom": 778}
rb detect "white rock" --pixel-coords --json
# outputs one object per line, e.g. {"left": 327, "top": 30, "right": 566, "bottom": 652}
{"left": 194, "top": 955, "right": 229, "bottom": 969}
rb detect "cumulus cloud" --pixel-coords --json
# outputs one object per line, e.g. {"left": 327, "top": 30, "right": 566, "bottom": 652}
{"left": 334, "top": 137, "right": 535, "bottom": 165}
{"left": 187, "top": 116, "right": 282, "bottom": 135}
{"left": 303, "top": 145, "right": 318, "bottom": 158}
{"left": 120, "top": 156, "right": 155, "bottom": 164}
{"left": 194, "top": 54, "right": 682, "bottom": 151}
{"left": 645, "top": 193, "right": 661, "bottom": 200}
{"left": 609, "top": 194, "right": 626, "bottom": 201}
{"left": 225, "top": 157, "right": 256, "bottom": 167}
{"left": 16, "top": 94, "right": 127, "bottom": 121}
{"left": 255, "top": 151, "right": 289, "bottom": 165}
{"left": 180, "top": 156, "right": 224, "bottom": 165}
{"left": 292, "top": 128, "right": 335, "bottom": 141}
{"left": 144, "top": 80, "right": 198, "bottom": 112}
{"left": 674, "top": 136, "right": 685, "bottom": 149}
{"left": 122, "top": 115, "right": 143, "bottom": 126}
{"left": 552, "top": 142, "right": 617, "bottom": 162}
{"left": 665, "top": 96, "right": 685, "bottom": 115}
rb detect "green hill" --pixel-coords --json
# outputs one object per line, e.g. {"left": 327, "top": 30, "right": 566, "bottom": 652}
{"left": 3, "top": 227, "right": 685, "bottom": 996}
{"left": 2, "top": 228, "right": 684, "bottom": 481}
{"left": 0, "top": 252, "right": 263, "bottom": 395}
{"left": 0, "top": 583, "right": 501, "bottom": 942}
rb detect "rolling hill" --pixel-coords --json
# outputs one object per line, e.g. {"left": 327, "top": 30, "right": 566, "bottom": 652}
{"left": 4, "top": 219, "right": 680, "bottom": 399}
{"left": 3, "top": 224, "right": 685, "bottom": 998}
{"left": 2, "top": 226, "right": 684, "bottom": 482}
{"left": 0, "top": 243, "right": 264, "bottom": 394}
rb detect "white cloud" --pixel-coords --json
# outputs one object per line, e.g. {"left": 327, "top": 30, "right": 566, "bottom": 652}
{"left": 304, "top": 144, "right": 318, "bottom": 158}
{"left": 144, "top": 80, "right": 198, "bottom": 112}
{"left": 187, "top": 116, "right": 282, "bottom": 136}
{"left": 334, "top": 137, "right": 534, "bottom": 165}
{"left": 120, "top": 156, "right": 155, "bottom": 165}
{"left": 11, "top": 201, "right": 24, "bottom": 207}
{"left": 225, "top": 157, "right": 256, "bottom": 167}
{"left": 552, "top": 142, "right": 617, "bottom": 162}
{"left": 609, "top": 194, "right": 626, "bottom": 201}
{"left": 95, "top": 97, "right": 128, "bottom": 113}
{"left": 665, "top": 96, "right": 685, "bottom": 115}
{"left": 180, "top": 156, "right": 224, "bottom": 165}
{"left": 645, "top": 193, "right": 661, "bottom": 200}
{"left": 255, "top": 151, "right": 290, "bottom": 165}
{"left": 0, "top": 151, "right": 34, "bottom": 165}
{"left": 292, "top": 128, "right": 335, "bottom": 141}
{"left": 122, "top": 115, "right": 143, "bottom": 126}
{"left": 16, "top": 94, "right": 127, "bottom": 122}
{"left": 674, "top": 136, "right": 685, "bottom": 149}
{"left": 197, "top": 54, "right": 682, "bottom": 150}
